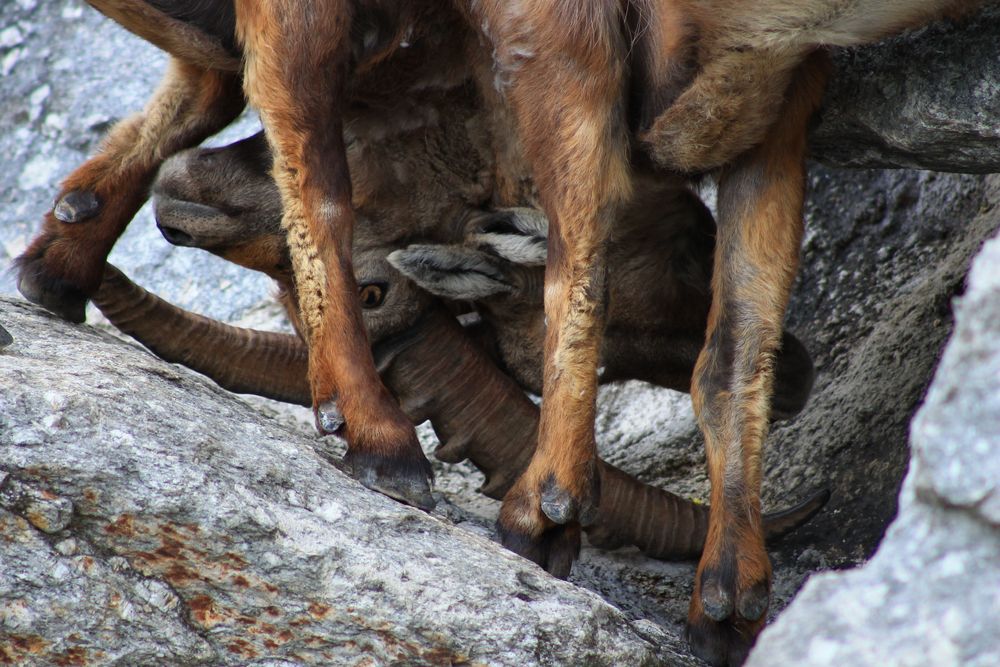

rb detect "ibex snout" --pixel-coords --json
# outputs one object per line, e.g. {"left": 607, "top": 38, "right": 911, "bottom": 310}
{"left": 154, "top": 196, "right": 243, "bottom": 249}
{"left": 151, "top": 133, "right": 290, "bottom": 278}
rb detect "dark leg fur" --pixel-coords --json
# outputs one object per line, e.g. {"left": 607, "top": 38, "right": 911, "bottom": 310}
{"left": 685, "top": 56, "right": 828, "bottom": 666}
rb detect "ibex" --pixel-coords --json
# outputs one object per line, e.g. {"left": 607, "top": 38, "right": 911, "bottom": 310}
{"left": 15, "top": 2, "right": 981, "bottom": 663}
{"left": 93, "top": 264, "right": 828, "bottom": 569}
{"left": 150, "top": 131, "right": 816, "bottom": 419}
{"left": 98, "top": 107, "right": 825, "bottom": 558}
{"left": 97, "top": 129, "right": 827, "bottom": 557}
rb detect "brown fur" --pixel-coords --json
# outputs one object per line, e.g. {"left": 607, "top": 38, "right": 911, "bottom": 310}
{"left": 245, "top": 7, "right": 414, "bottom": 472}
{"left": 683, "top": 55, "right": 829, "bottom": 665}
{"left": 17, "top": 57, "right": 243, "bottom": 320}
{"left": 636, "top": 0, "right": 980, "bottom": 172}
{"left": 89, "top": 0, "right": 240, "bottom": 71}
{"left": 16, "top": 1, "right": 983, "bottom": 662}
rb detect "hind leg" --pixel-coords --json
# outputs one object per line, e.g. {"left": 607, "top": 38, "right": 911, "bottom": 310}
{"left": 468, "top": 1, "right": 632, "bottom": 576}
{"left": 685, "top": 58, "right": 827, "bottom": 667}
{"left": 17, "top": 57, "right": 243, "bottom": 321}
{"left": 641, "top": 48, "right": 805, "bottom": 174}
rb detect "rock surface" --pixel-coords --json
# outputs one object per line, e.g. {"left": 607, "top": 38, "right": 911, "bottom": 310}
{"left": 2, "top": 2, "right": 1000, "bottom": 666}
{"left": 747, "top": 228, "right": 1000, "bottom": 667}
{"left": 0, "top": 297, "right": 693, "bottom": 666}
{"left": 815, "top": 5, "right": 1000, "bottom": 173}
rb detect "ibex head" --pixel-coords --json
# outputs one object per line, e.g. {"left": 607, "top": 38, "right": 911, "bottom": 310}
{"left": 154, "top": 132, "right": 290, "bottom": 282}
{"left": 151, "top": 134, "right": 815, "bottom": 418}
{"left": 152, "top": 131, "right": 437, "bottom": 344}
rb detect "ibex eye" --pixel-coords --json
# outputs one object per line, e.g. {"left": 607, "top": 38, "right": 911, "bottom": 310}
{"left": 359, "top": 282, "right": 387, "bottom": 308}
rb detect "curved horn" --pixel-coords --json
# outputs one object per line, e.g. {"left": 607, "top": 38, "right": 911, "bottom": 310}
{"left": 384, "top": 310, "right": 828, "bottom": 559}
{"left": 587, "top": 466, "right": 830, "bottom": 560}
{"left": 93, "top": 264, "right": 310, "bottom": 405}
{"left": 94, "top": 265, "right": 828, "bottom": 558}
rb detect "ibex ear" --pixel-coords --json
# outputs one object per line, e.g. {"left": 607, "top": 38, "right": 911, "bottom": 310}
{"left": 387, "top": 245, "right": 514, "bottom": 300}
{"left": 469, "top": 207, "right": 549, "bottom": 266}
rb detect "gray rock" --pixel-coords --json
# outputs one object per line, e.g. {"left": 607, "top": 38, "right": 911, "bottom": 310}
{"left": 813, "top": 6, "right": 1000, "bottom": 173}
{"left": 2, "top": 2, "right": 1000, "bottom": 664}
{"left": 747, "top": 227, "right": 1000, "bottom": 667}
{"left": 0, "top": 297, "right": 691, "bottom": 666}
{"left": 911, "top": 232, "right": 1000, "bottom": 525}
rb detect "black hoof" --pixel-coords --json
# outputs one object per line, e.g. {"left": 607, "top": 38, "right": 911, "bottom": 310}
{"left": 700, "top": 566, "right": 770, "bottom": 623}
{"left": 343, "top": 449, "right": 436, "bottom": 512}
{"left": 539, "top": 471, "right": 600, "bottom": 527}
{"left": 15, "top": 256, "right": 88, "bottom": 324}
{"left": 498, "top": 518, "right": 581, "bottom": 579}
{"left": 687, "top": 616, "right": 754, "bottom": 667}
{"left": 53, "top": 190, "right": 100, "bottom": 224}
{"left": 0, "top": 324, "right": 12, "bottom": 349}
{"left": 737, "top": 581, "right": 770, "bottom": 622}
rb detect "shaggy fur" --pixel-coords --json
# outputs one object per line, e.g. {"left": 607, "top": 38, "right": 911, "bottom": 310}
{"left": 15, "top": 1, "right": 983, "bottom": 663}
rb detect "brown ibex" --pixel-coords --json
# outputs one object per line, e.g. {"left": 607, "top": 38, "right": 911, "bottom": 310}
{"left": 150, "top": 131, "right": 815, "bottom": 419}
{"left": 135, "top": 126, "right": 829, "bottom": 573}
{"left": 15, "top": 2, "right": 981, "bottom": 663}
{"left": 93, "top": 263, "right": 828, "bottom": 570}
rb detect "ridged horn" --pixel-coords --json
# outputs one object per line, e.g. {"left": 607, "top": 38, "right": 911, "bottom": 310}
{"left": 587, "top": 465, "right": 831, "bottom": 561}
{"left": 93, "top": 264, "right": 310, "bottom": 405}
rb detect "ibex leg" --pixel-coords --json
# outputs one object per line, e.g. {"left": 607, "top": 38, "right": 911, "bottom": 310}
{"left": 473, "top": 1, "right": 631, "bottom": 577}
{"left": 686, "top": 56, "right": 827, "bottom": 667}
{"left": 17, "top": 57, "right": 243, "bottom": 322}
{"left": 237, "top": 0, "right": 433, "bottom": 510}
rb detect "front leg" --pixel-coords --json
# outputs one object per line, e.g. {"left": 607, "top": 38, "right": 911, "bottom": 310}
{"left": 473, "top": 1, "right": 632, "bottom": 576}
{"left": 236, "top": 0, "right": 433, "bottom": 510}
{"left": 16, "top": 57, "right": 243, "bottom": 322}
{"left": 686, "top": 58, "right": 827, "bottom": 667}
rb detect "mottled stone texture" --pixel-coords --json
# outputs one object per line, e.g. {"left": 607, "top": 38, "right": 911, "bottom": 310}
{"left": 748, "top": 228, "right": 1000, "bottom": 667}
{"left": 813, "top": 5, "right": 1000, "bottom": 173}
{"left": 2, "top": 1, "right": 1000, "bottom": 666}
{"left": 0, "top": 297, "right": 689, "bottom": 666}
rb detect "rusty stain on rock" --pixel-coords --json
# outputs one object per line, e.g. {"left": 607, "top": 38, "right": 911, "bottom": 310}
{"left": 103, "top": 514, "right": 136, "bottom": 538}
{"left": 307, "top": 602, "right": 331, "bottom": 619}
{"left": 187, "top": 594, "right": 228, "bottom": 629}
{"left": 225, "top": 638, "right": 258, "bottom": 659}
{"left": 0, "top": 634, "right": 48, "bottom": 665}
{"left": 51, "top": 646, "right": 87, "bottom": 667}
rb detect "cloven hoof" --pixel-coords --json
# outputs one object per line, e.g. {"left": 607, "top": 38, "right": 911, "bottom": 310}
{"left": 16, "top": 258, "right": 88, "bottom": 324}
{"left": 343, "top": 449, "right": 436, "bottom": 512}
